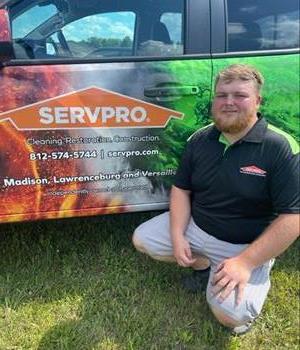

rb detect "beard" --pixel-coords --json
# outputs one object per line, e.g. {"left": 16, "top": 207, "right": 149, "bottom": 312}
{"left": 212, "top": 112, "right": 253, "bottom": 134}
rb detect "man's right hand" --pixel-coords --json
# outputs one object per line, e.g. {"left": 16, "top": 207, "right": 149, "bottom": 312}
{"left": 170, "top": 186, "right": 194, "bottom": 267}
{"left": 173, "top": 236, "right": 197, "bottom": 267}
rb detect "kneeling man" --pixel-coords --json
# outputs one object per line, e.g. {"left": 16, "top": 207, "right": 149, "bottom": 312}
{"left": 132, "top": 64, "right": 299, "bottom": 334}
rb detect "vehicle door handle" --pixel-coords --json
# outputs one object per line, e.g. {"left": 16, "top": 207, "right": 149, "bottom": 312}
{"left": 144, "top": 84, "right": 199, "bottom": 98}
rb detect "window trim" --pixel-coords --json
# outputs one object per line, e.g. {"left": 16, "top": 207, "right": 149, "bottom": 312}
{"left": 3, "top": 52, "right": 212, "bottom": 68}
{"left": 211, "top": 47, "right": 300, "bottom": 59}
{"left": 185, "top": 0, "right": 210, "bottom": 54}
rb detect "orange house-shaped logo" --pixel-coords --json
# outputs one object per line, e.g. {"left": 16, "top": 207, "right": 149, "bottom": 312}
{"left": 0, "top": 87, "right": 184, "bottom": 130}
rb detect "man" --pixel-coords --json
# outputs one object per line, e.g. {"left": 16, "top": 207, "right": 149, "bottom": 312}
{"left": 132, "top": 64, "right": 299, "bottom": 334}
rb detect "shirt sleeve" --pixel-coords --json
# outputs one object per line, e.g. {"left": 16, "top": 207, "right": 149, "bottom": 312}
{"left": 173, "top": 139, "right": 194, "bottom": 190}
{"left": 270, "top": 146, "right": 300, "bottom": 214}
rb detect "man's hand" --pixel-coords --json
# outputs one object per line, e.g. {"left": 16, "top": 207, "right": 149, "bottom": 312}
{"left": 172, "top": 236, "right": 196, "bottom": 267}
{"left": 211, "top": 256, "right": 253, "bottom": 305}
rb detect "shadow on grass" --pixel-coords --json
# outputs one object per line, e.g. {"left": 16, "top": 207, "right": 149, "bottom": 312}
{"left": 0, "top": 212, "right": 298, "bottom": 349}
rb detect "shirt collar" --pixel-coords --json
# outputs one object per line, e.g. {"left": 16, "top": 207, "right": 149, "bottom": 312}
{"left": 208, "top": 113, "right": 268, "bottom": 143}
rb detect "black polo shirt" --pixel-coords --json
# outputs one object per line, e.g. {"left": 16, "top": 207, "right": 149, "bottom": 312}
{"left": 174, "top": 116, "right": 300, "bottom": 244}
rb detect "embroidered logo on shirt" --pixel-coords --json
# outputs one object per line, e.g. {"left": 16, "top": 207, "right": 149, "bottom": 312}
{"left": 240, "top": 165, "right": 267, "bottom": 177}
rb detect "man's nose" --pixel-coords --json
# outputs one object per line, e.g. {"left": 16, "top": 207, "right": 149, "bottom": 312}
{"left": 224, "top": 95, "right": 235, "bottom": 104}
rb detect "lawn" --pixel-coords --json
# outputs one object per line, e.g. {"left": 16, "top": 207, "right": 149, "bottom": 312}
{"left": 0, "top": 212, "right": 299, "bottom": 350}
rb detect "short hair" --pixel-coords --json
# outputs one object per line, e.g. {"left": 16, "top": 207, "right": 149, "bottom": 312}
{"left": 214, "top": 64, "right": 264, "bottom": 93}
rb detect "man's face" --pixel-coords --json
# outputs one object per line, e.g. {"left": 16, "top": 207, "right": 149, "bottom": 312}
{"left": 211, "top": 79, "right": 261, "bottom": 134}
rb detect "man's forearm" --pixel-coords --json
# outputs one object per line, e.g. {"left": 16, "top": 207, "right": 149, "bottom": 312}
{"left": 169, "top": 185, "right": 191, "bottom": 243}
{"left": 238, "top": 214, "right": 300, "bottom": 269}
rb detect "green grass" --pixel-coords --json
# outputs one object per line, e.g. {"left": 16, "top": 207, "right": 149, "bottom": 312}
{"left": 0, "top": 212, "right": 299, "bottom": 350}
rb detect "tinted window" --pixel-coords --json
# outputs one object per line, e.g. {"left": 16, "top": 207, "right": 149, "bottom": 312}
{"left": 10, "top": 0, "right": 184, "bottom": 60}
{"left": 50, "top": 12, "right": 135, "bottom": 58}
{"left": 227, "top": 0, "right": 300, "bottom": 52}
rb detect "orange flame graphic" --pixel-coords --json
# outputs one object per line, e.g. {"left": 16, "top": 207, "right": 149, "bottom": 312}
{"left": 0, "top": 66, "right": 126, "bottom": 223}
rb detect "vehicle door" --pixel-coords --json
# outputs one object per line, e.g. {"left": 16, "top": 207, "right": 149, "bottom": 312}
{"left": 0, "top": 0, "right": 213, "bottom": 223}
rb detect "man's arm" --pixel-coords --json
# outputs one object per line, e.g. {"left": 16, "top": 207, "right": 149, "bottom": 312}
{"left": 212, "top": 213, "right": 299, "bottom": 305}
{"left": 237, "top": 213, "right": 299, "bottom": 268}
{"left": 169, "top": 185, "right": 196, "bottom": 267}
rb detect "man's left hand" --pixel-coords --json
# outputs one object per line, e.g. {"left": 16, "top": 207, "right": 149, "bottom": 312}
{"left": 211, "top": 257, "right": 253, "bottom": 306}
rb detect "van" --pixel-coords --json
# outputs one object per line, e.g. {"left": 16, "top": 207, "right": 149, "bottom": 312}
{"left": 0, "top": 0, "right": 299, "bottom": 223}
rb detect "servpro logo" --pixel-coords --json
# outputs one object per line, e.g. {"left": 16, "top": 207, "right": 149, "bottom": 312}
{"left": 39, "top": 106, "right": 148, "bottom": 125}
{"left": 0, "top": 87, "right": 184, "bottom": 130}
{"left": 240, "top": 165, "right": 267, "bottom": 177}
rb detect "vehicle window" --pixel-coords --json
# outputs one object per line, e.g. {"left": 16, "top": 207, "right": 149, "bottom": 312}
{"left": 48, "top": 12, "right": 135, "bottom": 58}
{"left": 10, "top": 0, "right": 184, "bottom": 60}
{"left": 138, "top": 10, "right": 183, "bottom": 57}
{"left": 226, "top": 0, "right": 300, "bottom": 52}
{"left": 160, "top": 12, "right": 183, "bottom": 54}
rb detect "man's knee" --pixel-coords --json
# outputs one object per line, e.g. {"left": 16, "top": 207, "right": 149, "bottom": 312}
{"left": 132, "top": 229, "right": 147, "bottom": 254}
{"left": 209, "top": 305, "right": 244, "bottom": 328}
{"left": 132, "top": 228, "right": 175, "bottom": 262}
{"left": 206, "top": 289, "right": 256, "bottom": 328}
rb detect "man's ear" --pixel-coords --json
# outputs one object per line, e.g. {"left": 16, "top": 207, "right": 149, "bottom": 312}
{"left": 257, "top": 95, "right": 263, "bottom": 106}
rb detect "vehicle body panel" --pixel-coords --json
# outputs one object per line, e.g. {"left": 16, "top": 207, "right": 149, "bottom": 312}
{"left": 0, "top": 0, "right": 299, "bottom": 224}
{"left": 0, "top": 59, "right": 212, "bottom": 222}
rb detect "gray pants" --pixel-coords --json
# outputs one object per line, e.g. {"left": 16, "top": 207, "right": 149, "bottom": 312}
{"left": 134, "top": 212, "right": 274, "bottom": 323}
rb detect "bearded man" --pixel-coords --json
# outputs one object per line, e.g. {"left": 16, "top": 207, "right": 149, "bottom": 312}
{"left": 132, "top": 64, "right": 299, "bottom": 334}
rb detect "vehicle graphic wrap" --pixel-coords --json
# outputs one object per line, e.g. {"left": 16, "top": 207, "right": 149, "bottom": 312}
{"left": 0, "top": 9, "right": 11, "bottom": 42}
{"left": 0, "top": 62, "right": 195, "bottom": 223}
{"left": 0, "top": 54, "right": 299, "bottom": 223}
{"left": 0, "top": 66, "right": 127, "bottom": 222}
{"left": 136, "top": 60, "right": 212, "bottom": 187}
